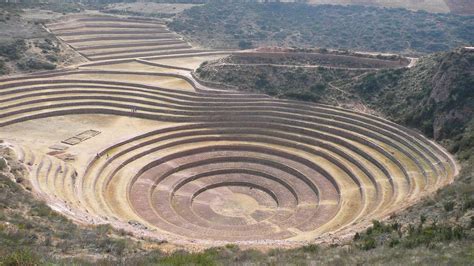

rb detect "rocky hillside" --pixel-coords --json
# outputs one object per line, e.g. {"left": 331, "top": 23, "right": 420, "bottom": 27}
{"left": 0, "top": 8, "right": 85, "bottom": 76}
{"left": 170, "top": 3, "right": 473, "bottom": 54}
{"left": 348, "top": 48, "right": 473, "bottom": 157}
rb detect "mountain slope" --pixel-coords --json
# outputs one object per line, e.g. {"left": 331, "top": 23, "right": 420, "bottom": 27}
{"left": 350, "top": 48, "right": 473, "bottom": 156}
{"left": 170, "top": 3, "right": 473, "bottom": 54}
{"left": 445, "top": 0, "right": 474, "bottom": 15}
{"left": 308, "top": 0, "right": 451, "bottom": 13}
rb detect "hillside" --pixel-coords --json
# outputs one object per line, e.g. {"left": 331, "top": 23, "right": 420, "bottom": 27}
{"left": 170, "top": 3, "right": 473, "bottom": 54}
{"left": 309, "top": 0, "right": 474, "bottom": 15}
{"left": 347, "top": 48, "right": 473, "bottom": 149}
{"left": 308, "top": 0, "right": 451, "bottom": 13}
{"left": 0, "top": 8, "right": 85, "bottom": 75}
{"left": 445, "top": 0, "right": 474, "bottom": 15}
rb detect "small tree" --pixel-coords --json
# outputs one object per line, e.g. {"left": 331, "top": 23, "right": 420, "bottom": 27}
{"left": 238, "top": 40, "right": 253, "bottom": 50}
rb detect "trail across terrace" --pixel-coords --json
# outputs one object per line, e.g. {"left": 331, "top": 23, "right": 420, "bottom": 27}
{"left": 0, "top": 15, "right": 457, "bottom": 246}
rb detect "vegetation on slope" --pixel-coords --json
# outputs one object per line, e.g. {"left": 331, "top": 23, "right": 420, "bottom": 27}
{"left": 196, "top": 60, "right": 366, "bottom": 104}
{"left": 0, "top": 146, "right": 151, "bottom": 264}
{"left": 0, "top": 8, "right": 85, "bottom": 75}
{"left": 170, "top": 3, "right": 473, "bottom": 54}
{"left": 347, "top": 48, "right": 473, "bottom": 149}
{"left": 196, "top": 50, "right": 408, "bottom": 105}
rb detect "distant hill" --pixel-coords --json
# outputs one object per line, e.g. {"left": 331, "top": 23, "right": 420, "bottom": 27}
{"left": 445, "top": 0, "right": 474, "bottom": 15}
{"left": 308, "top": 0, "right": 451, "bottom": 13}
{"left": 171, "top": 3, "right": 474, "bottom": 54}
{"left": 307, "top": 0, "right": 474, "bottom": 15}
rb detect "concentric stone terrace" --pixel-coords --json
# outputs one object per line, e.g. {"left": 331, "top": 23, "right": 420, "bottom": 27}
{"left": 47, "top": 15, "right": 226, "bottom": 61}
{"left": 0, "top": 15, "right": 457, "bottom": 244}
{"left": 0, "top": 68, "right": 456, "bottom": 243}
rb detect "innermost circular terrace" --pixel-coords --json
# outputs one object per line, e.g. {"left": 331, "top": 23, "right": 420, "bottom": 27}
{"left": 207, "top": 189, "right": 264, "bottom": 217}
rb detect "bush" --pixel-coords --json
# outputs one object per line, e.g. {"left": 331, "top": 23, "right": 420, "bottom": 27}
{"left": 359, "top": 237, "right": 376, "bottom": 250}
{"left": 238, "top": 40, "right": 252, "bottom": 49}
{"left": 0, "top": 249, "right": 41, "bottom": 266}
{"left": 36, "top": 39, "right": 59, "bottom": 53}
{"left": 462, "top": 196, "right": 474, "bottom": 210}
{"left": 0, "top": 39, "right": 27, "bottom": 60}
{"left": 29, "top": 202, "right": 53, "bottom": 217}
{"left": 444, "top": 201, "right": 455, "bottom": 212}
{"left": 17, "top": 57, "right": 56, "bottom": 71}
{"left": 0, "top": 59, "right": 8, "bottom": 75}
{"left": 402, "top": 224, "right": 465, "bottom": 248}
{"left": 300, "top": 244, "right": 319, "bottom": 253}
{"left": 0, "top": 158, "right": 7, "bottom": 171}
{"left": 45, "top": 54, "right": 58, "bottom": 62}
{"left": 158, "top": 249, "right": 217, "bottom": 265}
{"left": 310, "top": 83, "right": 326, "bottom": 93}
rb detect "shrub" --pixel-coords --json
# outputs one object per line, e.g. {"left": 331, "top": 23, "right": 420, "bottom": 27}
{"left": 29, "top": 202, "right": 52, "bottom": 217}
{"left": 36, "top": 39, "right": 59, "bottom": 53}
{"left": 462, "top": 196, "right": 474, "bottom": 210}
{"left": 238, "top": 40, "right": 252, "bottom": 49}
{"left": 310, "top": 83, "right": 326, "bottom": 93}
{"left": 444, "top": 201, "right": 455, "bottom": 212}
{"left": 300, "top": 244, "right": 319, "bottom": 253}
{"left": 0, "top": 39, "right": 27, "bottom": 60}
{"left": 0, "top": 59, "right": 7, "bottom": 75}
{"left": 17, "top": 57, "right": 56, "bottom": 71}
{"left": 402, "top": 224, "right": 465, "bottom": 248}
{"left": 0, "top": 158, "right": 7, "bottom": 171}
{"left": 45, "top": 54, "right": 58, "bottom": 62}
{"left": 158, "top": 250, "right": 217, "bottom": 266}
{"left": 0, "top": 248, "right": 41, "bottom": 266}
{"left": 224, "top": 243, "right": 239, "bottom": 251}
{"left": 98, "top": 238, "right": 128, "bottom": 256}
{"left": 358, "top": 237, "right": 376, "bottom": 250}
